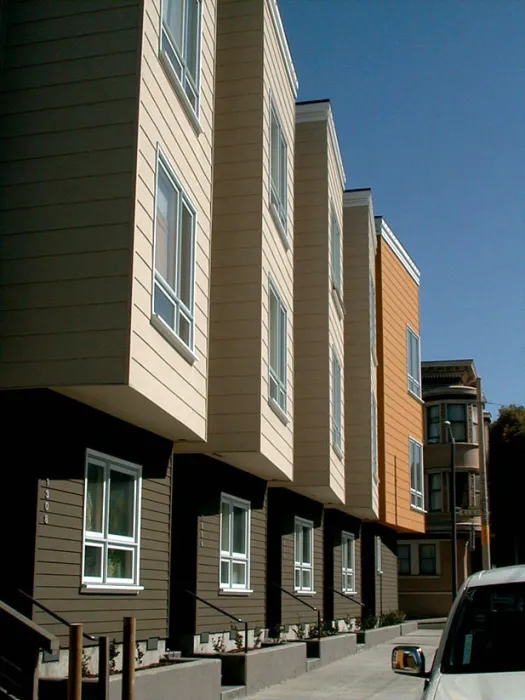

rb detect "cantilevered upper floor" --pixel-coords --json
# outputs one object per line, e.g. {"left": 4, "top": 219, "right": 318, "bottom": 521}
{"left": 292, "top": 99, "right": 346, "bottom": 505}
{"left": 174, "top": 0, "right": 298, "bottom": 482}
{"left": 375, "top": 216, "right": 425, "bottom": 534}
{"left": 0, "top": 0, "right": 217, "bottom": 443}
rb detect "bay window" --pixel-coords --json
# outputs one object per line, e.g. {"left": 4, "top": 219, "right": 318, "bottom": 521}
{"left": 409, "top": 438, "right": 424, "bottom": 510}
{"left": 446, "top": 404, "right": 467, "bottom": 442}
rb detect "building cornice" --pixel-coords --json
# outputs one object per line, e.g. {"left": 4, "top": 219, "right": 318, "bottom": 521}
{"left": 296, "top": 101, "right": 346, "bottom": 188}
{"left": 375, "top": 216, "right": 420, "bottom": 286}
{"left": 268, "top": 0, "right": 298, "bottom": 97}
{"left": 343, "top": 189, "right": 372, "bottom": 208}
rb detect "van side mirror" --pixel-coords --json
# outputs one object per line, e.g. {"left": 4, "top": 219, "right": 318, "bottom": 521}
{"left": 391, "top": 646, "right": 428, "bottom": 678}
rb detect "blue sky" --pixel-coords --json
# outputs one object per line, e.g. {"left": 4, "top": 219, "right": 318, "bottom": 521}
{"left": 279, "top": 0, "right": 525, "bottom": 411}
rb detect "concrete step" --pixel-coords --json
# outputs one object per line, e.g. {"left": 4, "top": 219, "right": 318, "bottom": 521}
{"left": 356, "top": 643, "right": 367, "bottom": 653}
{"left": 220, "top": 685, "right": 246, "bottom": 700}
{"left": 306, "top": 657, "right": 322, "bottom": 672}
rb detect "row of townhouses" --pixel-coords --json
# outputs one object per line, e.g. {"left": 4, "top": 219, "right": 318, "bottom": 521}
{"left": 0, "top": 0, "right": 488, "bottom": 688}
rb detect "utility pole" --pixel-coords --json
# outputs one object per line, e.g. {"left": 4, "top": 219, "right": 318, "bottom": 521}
{"left": 444, "top": 421, "right": 458, "bottom": 599}
{"left": 477, "top": 377, "right": 491, "bottom": 570}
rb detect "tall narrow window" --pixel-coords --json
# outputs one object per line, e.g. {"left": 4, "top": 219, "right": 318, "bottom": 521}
{"left": 410, "top": 438, "right": 424, "bottom": 510}
{"left": 332, "top": 350, "right": 343, "bottom": 454}
{"left": 268, "top": 280, "right": 288, "bottom": 414}
{"left": 161, "top": 0, "right": 202, "bottom": 113}
{"left": 270, "top": 102, "right": 287, "bottom": 236}
{"left": 398, "top": 544, "right": 411, "bottom": 575}
{"left": 154, "top": 154, "right": 196, "bottom": 352}
{"left": 342, "top": 533, "right": 356, "bottom": 593}
{"left": 371, "top": 394, "right": 379, "bottom": 482}
{"left": 406, "top": 327, "right": 421, "bottom": 397}
{"left": 472, "top": 405, "right": 479, "bottom": 443}
{"left": 427, "top": 404, "right": 441, "bottom": 443}
{"left": 370, "top": 274, "right": 376, "bottom": 355}
{"left": 82, "top": 451, "right": 142, "bottom": 588}
{"left": 419, "top": 543, "right": 437, "bottom": 575}
{"left": 294, "top": 518, "right": 313, "bottom": 592}
{"left": 428, "top": 473, "right": 442, "bottom": 512}
{"left": 446, "top": 404, "right": 467, "bottom": 442}
{"left": 331, "top": 206, "right": 342, "bottom": 294}
{"left": 220, "top": 495, "right": 250, "bottom": 591}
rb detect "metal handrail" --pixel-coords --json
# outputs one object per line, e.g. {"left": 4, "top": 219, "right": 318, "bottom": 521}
{"left": 185, "top": 590, "right": 248, "bottom": 654}
{"left": 330, "top": 587, "right": 365, "bottom": 607}
{"left": 18, "top": 589, "right": 97, "bottom": 642}
{"left": 272, "top": 584, "right": 321, "bottom": 641}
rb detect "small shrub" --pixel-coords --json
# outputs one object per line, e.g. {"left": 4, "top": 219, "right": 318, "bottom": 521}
{"left": 135, "top": 641, "right": 145, "bottom": 666}
{"left": 109, "top": 639, "right": 120, "bottom": 675}
{"left": 81, "top": 652, "right": 95, "bottom": 678}
{"left": 254, "top": 627, "right": 263, "bottom": 649}
{"left": 379, "top": 610, "right": 406, "bottom": 627}
{"left": 212, "top": 634, "right": 226, "bottom": 654}
{"left": 230, "top": 624, "right": 244, "bottom": 651}
{"left": 294, "top": 621, "right": 306, "bottom": 640}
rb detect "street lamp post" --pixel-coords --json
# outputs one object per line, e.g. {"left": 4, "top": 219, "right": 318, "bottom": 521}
{"left": 444, "top": 420, "right": 458, "bottom": 600}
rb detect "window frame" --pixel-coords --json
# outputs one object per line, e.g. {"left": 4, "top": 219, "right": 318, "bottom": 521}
{"left": 341, "top": 532, "right": 356, "bottom": 594}
{"left": 472, "top": 405, "right": 479, "bottom": 444}
{"left": 428, "top": 472, "right": 443, "bottom": 513}
{"left": 446, "top": 403, "right": 468, "bottom": 443}
{"left": 406, "top": 326, "right": 421, "bottom": 398}
{"left": 294, "top": 517, "right": 314, "bottom": 593}
{"left": 426, "top": 404, "right": 442, "bottom": 444}
{"left": 409, "top": 438, "right": 425, "bottom": 511}
{"left": 331, "top": 204, "right": 342, "bottom": 294}
{"left": 332, "top": 349, "right": 343, "bottom": 457}
{"left": 81, "top": 450, "right": 143, "bottom": 591}
{"left": 268, "top": 277, "right": 288, "bottom": 418}
{"left": 269, "top": 99, "right": 288, "bottom": 241}
{"left": 159, "top": 0, "right": 203, "bottom": 125}
{"left": 370, "top": 273, "right": 377, "bottom": 360}
{"left": 219, "top": 493, "right": 251, "bottom": 592}
{"left": 398, "top": 543, "right": 412, "bottom": 576}
{"left": 152, "top": 148, "right": 198, "bottom": 361}
{"left": 398, "top": 540, "right": 441, "bottom": 577}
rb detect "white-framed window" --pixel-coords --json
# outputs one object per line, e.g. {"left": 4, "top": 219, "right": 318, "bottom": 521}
{"left": 371, "top": 394, "right": 379, "bottom": 482}
{"left": 160, "top": 0, "right": 202, "bottom": 115}
{"left": 375, "top": 535, "right": 382, "bottom": 574}
{"left": 331, "top": 205, "right": 342, "bottom": 294}
{"left": 428, "top": 472, "right": 443, "bottom": 512}
{"left": 472, "top": 405, "right": 479, "bottom": 444}
{"left": 426, "top": 404, "right": 441, "bottom": 444}
{"left": 370, "top": 273, "right": 376, "bottom": 355}
{"left": 153, "top": 151, "right": 197, "bottom": 353}
{"left": 268, "top": 278, "right": 288, "bottom": 414}
{"left": 332, "top": 349, "right": 343, "bottom": 455}
{"left": 409, "top": 438, "right": 424, "bottom": 510}
{"left": 446, "top": 403, "right": 467, "bottom": 442}
{"left": 406, "top": 327, "right": 421, "bottom": 397}
{"left": 294, "top": 517, "right": 314, "bottom": 593}
{"left": 398, "top": 541, "right": 440, "bottom": 576}
{"left": 269, "top": 101, "right": 287, "bottom": 236}
{"left": 342, "top": 532, "right": 356, "bottom": 593}
{"left": 82, "top": 450, "right": 142, "bottom": 589}
{"left": 220, "top": 494, "right": 250, "bottom": 591}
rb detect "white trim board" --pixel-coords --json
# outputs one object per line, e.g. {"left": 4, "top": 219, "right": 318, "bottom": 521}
{"left": 267, "top": 0, "right": 298, "bottom": 97}
{"left": 375, "top": 216, "right": 421, "bottom": 286}
{"left": 343, "top": 189, "right": 372, "bottom": 208}
{"left": 296, "top": 101, "right": 346, "bottom": 188}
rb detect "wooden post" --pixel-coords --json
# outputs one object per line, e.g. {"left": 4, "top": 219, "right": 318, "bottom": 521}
{"left": 98, "top": 635, "right": 110, "bottom": 700}
{"left": 67, "top": 624, "right": 83, "bottom": 700}
{"left": 122, "top": 617, "right": 136, "bottom": 700}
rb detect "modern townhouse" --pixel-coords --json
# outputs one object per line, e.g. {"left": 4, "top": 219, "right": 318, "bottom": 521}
{"left": 169, "top": 0, "right": 298, "bottom": 655}
{"left": 0, "top": 0, "right": 217, "bottom": 678}
{"left": 398, "top": 359, "right": 490, "bottom": 618}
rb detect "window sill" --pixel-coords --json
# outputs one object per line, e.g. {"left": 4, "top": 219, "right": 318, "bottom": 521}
{"left": 268, "top": 397, "right": 289, "bottom": 425}
{"left": 159, "top": 50, "right": 203, "bottom": 137}
{"left": 81, "top": 584, "right": 144, "bottom": 594}
{"left": 408, "top": 389, "right": 424, "bottom": 405}
{"left": 294, "top": 590, "right": 317, "bottom": 597}
{"left": 270, "top": 202, "right": 289, "bottom": 250}
{"left": 410, "top": 506, "right": 427, "bottom": 514}
{"left": 342, "top": 591, "right": 358, "bottom": 597}
{"left": 333, "top": 443, "right": 344, "bottom": 461}
{"left": 151, "top": 313, "right": 198, "bottom": 365}
{"left": 332, "top": 286, "right": 345, "bottom": 319}
{"left": 219, "top": 589, "right": 253, "bottom": 596}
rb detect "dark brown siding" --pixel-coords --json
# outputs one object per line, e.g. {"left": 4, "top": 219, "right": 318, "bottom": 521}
{"left": 323, "top": 510, "right": 363, "bottom": 623}
{"left": 171, "top": 457, "right": 267, "bottom": 651}
{"left": 375, "top": 530, "right": 398, "bottom": 616}
{"left": 267, "top": 489, "right": 324, "bottom": 631}
{"left": 3, "top": 389, "right": 172, "bottom": 646}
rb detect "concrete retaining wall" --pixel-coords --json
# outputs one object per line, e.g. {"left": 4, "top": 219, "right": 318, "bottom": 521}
{"left": 400, "top": 620, "right": 418, "bottom": 635}
{"left": 306, "top": 634, "right": 357, "bottom": 665}
{"left": 357, "top": 624, "right": 401, "bottom": 647}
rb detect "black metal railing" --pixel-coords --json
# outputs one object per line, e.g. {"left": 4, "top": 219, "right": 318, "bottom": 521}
{"left": 18, "top": 590, "right": 97, "bottom": 642}
{"left": 185, "top": 590, "right": 248, "bottom": 654}
{"left": 330, "top": 587, "right": 366, "bottom": 624}
{"left": 273, "top": 584, "right": 321, "bottom": 641}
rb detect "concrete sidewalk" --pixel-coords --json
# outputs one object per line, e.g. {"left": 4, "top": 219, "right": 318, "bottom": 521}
{"left": 247, "top": 629, "right": 441, "bottom": 700}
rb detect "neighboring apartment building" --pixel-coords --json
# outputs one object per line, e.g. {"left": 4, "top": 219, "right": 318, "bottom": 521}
{"left": 368, "top": 214, "right": 426, "bottom": 618}
{"left": 0, "top": 0, "right": 218, "bottom": 670}
{"left": 398, "top": 360, "right": 489, "bottom": 618}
